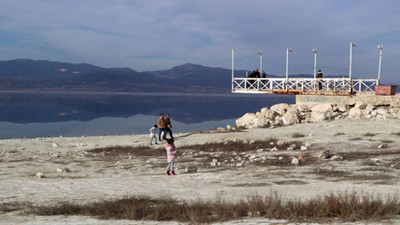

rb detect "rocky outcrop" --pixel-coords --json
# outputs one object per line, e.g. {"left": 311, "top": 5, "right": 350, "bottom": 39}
{"left": 236, "top": 100, "right": 400, "bottom": 129}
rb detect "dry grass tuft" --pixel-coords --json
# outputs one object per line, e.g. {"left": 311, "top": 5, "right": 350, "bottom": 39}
{"left": 291, "top": 133, "right": 305, "bottom": 138}
{"left": 363, "top": 133, "right": 377, "bottom": 137}
{"left": 32, "top": 192, "right": 400, "bottom": 223}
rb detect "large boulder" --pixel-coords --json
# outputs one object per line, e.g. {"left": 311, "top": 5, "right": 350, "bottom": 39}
{"left": 236, "top": 113, "right": 256, "bottom": 128}
{"left": 270, "top": 103, "right": 290, "bottom": 116}
{"left": 310, "top": 103, "right": 334, "bottom": 123}
{"left": 311, "top": 103, "right": 333, "bottom": 113}
{"left": 282, "top": 109, "right": 300, "bottom": 125}
{"left": 348, "top": 107, "right": 362, "bottom": 118}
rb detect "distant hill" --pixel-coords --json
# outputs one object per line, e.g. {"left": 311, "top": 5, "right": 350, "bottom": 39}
{"left": 0, "top": 59, "right": 352, "bottom": 93}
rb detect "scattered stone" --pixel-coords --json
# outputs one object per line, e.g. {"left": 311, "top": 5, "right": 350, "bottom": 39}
{"left": 256, "top": 149, "right": 264, "bottom": 153}
{"left": 52, "top": 142, "right": 59, "bottom": 148}
{"left": 291, "top": 157, "right": 300, "bottom": 165}
{"left": 36, "top": 172, "right": 45, "bottom": 178}
{"left": 286, "top": 146, "right": 294, "bottom": 151}
{"left": 278, "top": 156, "right": 283, "bottom": 160}
{"left": 242, "top": 140, "right": 249, "bottom": 145}
{"left": 330, "top": 155, "right": 343, "bottom": 161}
{"left": 270, "top": 147, "right": 278, "bottom": 152}
{"left": 249, "top": 155, "right": 256, "bottom": 160}
{"left": 236, "top": 162, "right": 243, "bottom": 167}
{"left": 298, "top": 154, "right": 306, "bottom": 163}
{"left": 276, "top": 140, "right": 286, "bottom": 147}
{"left": 316, "top": 150, "right": 330, "bottom": 159}
{"left": 300, "top": 146, "right": 308, "bottom": 151}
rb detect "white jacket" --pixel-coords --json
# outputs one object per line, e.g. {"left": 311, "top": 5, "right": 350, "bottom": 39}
{"left": 149, "top": 127, "right": 157, "bottom": 137}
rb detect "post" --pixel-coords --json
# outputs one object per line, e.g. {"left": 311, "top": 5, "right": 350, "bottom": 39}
{"left": 377, "top": 45, "right": 383, "bottom": 85}
{"left": 349, "top": 42, "right": 356, "bottom": 79}
{"left": 286, "top": 48, "right": 292, "bottom": 90}
{"left": 258, "top": 51, "right": 263, "bottom": 72}
{"left": 232, "top": 48, "right": 235, "bottom": 91}
{"left": 312, "top": 48, "right": 317, "bottom": 78}
{"left": 349, "top": 42, "right": 356, "bottom": 93}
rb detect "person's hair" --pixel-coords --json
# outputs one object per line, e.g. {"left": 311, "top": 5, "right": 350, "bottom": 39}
{"left": 160, "top": 113, "right": 164, "bottom": 116}
{"left": 167, "top": 138, "right": 174, "bottom": 144}
{"left": 154, "top": 124, "right": 158, "bottom": 128}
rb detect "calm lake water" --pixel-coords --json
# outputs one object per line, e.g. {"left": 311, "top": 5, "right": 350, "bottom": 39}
{"left": 0, "top": 92, "right": 295, "bottom": 138}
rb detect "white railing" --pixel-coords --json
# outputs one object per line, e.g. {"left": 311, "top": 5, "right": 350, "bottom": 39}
{"left": 232, "top": 78, "right": 378, "bottom": 95}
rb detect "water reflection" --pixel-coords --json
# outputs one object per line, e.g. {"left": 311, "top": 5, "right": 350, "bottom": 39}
{"left": 0, "top": 92, "right": 294, "bottom": 138}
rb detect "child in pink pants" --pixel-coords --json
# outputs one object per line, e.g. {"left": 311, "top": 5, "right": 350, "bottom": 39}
{"left": 165, "top": 139, "right": 177, "bottom": 175}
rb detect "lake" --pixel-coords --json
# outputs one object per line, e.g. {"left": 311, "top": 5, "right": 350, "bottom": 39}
{"left": 0, "top": 92, "right": 295, "bottom": 138}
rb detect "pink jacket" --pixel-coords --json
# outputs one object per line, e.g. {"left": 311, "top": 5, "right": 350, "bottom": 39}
{"left": 165, "top": 144, "right": 177, "bottom": 162}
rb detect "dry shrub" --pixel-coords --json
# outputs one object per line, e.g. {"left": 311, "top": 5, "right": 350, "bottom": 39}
{"left": 363, "top": 133, "right": 377, "bottom": 137}
{"left": 291, "top": 133, "right": 305, "bottom": 138}
{"left": 87, "top": 146, "right": 164, "bottom": 158}
{"left": 32, "top": 192, "right": 400, "bottom": 223}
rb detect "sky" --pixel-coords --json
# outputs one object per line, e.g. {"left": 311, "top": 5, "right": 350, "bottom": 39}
{"left": 0, "top": 0, "right": 400, "bottom": 83}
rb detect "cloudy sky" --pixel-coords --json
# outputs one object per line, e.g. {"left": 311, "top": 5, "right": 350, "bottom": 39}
{"left": 0, "top": 0, "right": 399, "bottom": 83}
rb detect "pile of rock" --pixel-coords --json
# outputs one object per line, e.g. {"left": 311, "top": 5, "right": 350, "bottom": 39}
{"left": 236, "top": 101, "right": 400, "bottom": 129}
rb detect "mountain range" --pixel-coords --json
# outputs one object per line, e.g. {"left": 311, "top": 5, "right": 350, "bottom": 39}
{"left": 0, "top": 59, "right": 394, "bottom": 93}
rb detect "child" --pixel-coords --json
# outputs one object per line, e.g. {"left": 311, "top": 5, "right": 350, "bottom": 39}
{"left": 149, "top": 124, "right": 158, "bottom": 145}
{"left": 165, "top": 138, "right": 177, "bottom": 175}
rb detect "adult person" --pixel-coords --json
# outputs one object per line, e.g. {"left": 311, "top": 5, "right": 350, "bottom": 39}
{"left": 157, "top": 113, "right": 167, "bottom": 140}
{"left": 261, "top": 71, "right": 266, "bottom": 88}
{"left": 165, "top": 114, "right": 173, "bottom": 139}
{"left": 316, "top": 69, "right": 323, "bottom": 91}
{"left": 249, "top": 69, "right": 260, "bottom": 89}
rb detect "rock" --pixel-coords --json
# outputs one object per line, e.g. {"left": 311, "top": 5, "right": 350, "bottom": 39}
{"left": 236, "top": 162, "right": 243, "bottom": 167}
{"left": 52, "top": 142, "right": 59, "bottom": 148}
{"left": 282, "top": 109, "right": 300, "bottom": 125}
{"left": 56, "top": 168, "right": 63, "bottom": 173}
{"left": 276, "top": 140, "right": 286, "bottom": 147}
{"left": 242, "top": 140, "right": 249, "bottom": 145}
{"left": 355, "top": 101, "right": 367, "bottom": 109}
{"left": 270, "top": 103, "right": 290, "bottom": 116}
{"left": 377, "top": 108, "right": 388, "bottom": 116}
{"left": 210, "top": 158, "right": 218, "bottom": 167}
{"left": 256, "top": 149, "right": 264, "bottom": 153}
{"left": 371, "top": 158, "right": 381, "bottom": 163}
{"left": 57, "top": 168, "right": 71, "bottom": 173}
{"left": 336, "top": 103, "right": 348, "bottom": 112}
{"left": 249, "top": 155, "right": 256, "bottom": 160}
{"left": 310, "top": 112, "right": 328, "bottom": 123}
{"left": 349, "top": 108, "right": 362, "bottom": 118}
{"left": 270, "top": 147, "right": 278, "bottom": 152}
{"left": 300, "top": 146, "right": 308, "bottom": 151}
{"left": 36, "top": 172, "right": 45, "bottom": 178}
{"left": 316, "top": 150, "right": 330, "bottom": 159}
{"left": 278, "top": 156, "right": 283, "bottom": 160}
{"left": 236, "top": 113, "right": 256, "bottom": 128}
{"left": 226, "top": 125, "right": 232, "bottom": 130}
{"left": 291, "top": 157, "right": 300, "bottom": 165}
{"left": 249, "top": 140, "right": 256, "bottom": 145}
{"left": 287, "top": 146, "right": 294, "bottom": 151}
{"left": 298, "top": 154, "right": 306, "bottom": 163}
{"left": 330, "top": 155, "right": 343, "bottom": 161}
{"left": 185, "top": 165, "right": 198, "bottom": 173}
{"left": 311, "top": 103, "right": 333, "bottom": 113}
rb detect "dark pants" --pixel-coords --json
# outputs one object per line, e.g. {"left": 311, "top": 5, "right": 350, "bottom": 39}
{"left": 166, "top": 127, "right": 173, "bottom": 139}
{"left": 159, "top": 128, "right": 166, "bottom": 140}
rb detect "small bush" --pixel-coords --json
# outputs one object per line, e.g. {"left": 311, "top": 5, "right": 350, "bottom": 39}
{"left": 291, "top": 133, "right": 305, "bottom": 138}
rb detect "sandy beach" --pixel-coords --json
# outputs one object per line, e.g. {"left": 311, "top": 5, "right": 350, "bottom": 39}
{"left": 1, "top": 118, "right": 400, "bottom": 224}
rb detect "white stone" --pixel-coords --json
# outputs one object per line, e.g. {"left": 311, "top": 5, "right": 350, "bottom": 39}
{"left": 330, "top": 155, "right": 343, "bottom": 161}
{"left": 256, "top": 149, "right": 264, "bottom": 153}
{"left": 282, "top": 109, "right": 300, "bottom": 125}
{"left": 311, "top": 103, "right": 333, "bottom": 113}
{"left": 236, "top": 113, "right": 256, "bottom": 128}
{"left": 249, "top": 155, "right": 256, "bottom": 160}
{"left": 348, "top": 108, "right": 362, "bottom": 118}
{"left": 270, "top": 147, "right": 278, "bottom": 152}
{"left": 291, "top": 158, "right": 300, "bottom": 165}
{"left": 236, "top": 162, "right": 243, "bottom": 167}
{"left": 300, "top": 146, "right": 308, "bottom": 151}
{"left": 52, "top": 142, "right": 59, "bottom": 148}
{"left": 355, "top": 101, "right": 367, "bottom": 109}
{"left": 278, "top": 156, "right": 284, "bottom": 160}
{"left": 36, "top": 172, "right": 45, "bottom": 178}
